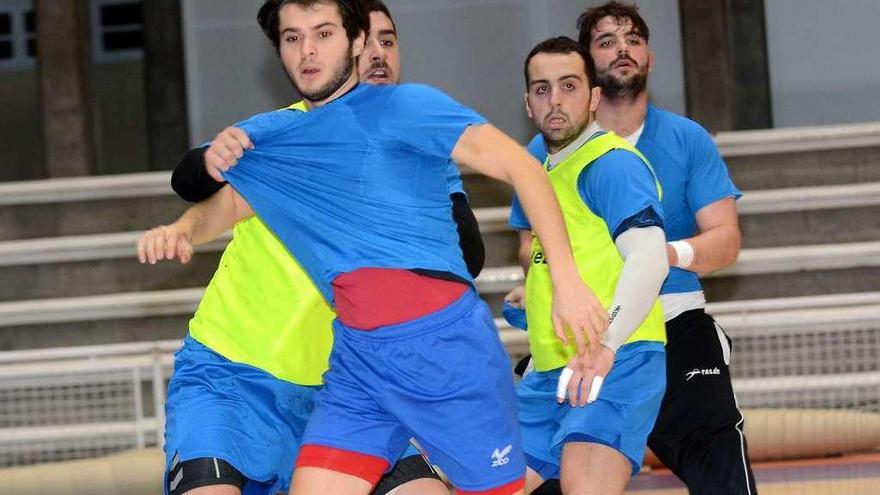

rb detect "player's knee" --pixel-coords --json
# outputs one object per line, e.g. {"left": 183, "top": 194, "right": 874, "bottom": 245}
{"left": 167, "top": 456, "right": 245, "bottom": 495}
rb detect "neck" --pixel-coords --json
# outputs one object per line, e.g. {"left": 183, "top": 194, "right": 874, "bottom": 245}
{"left": 303, "top": 72, "right": 360, "bottom": 110}
{"left": 545, "top": 120, "right": 602, "bottom": 167}
{"left": 596, "top": 90, "right": 649, "bottom": 138}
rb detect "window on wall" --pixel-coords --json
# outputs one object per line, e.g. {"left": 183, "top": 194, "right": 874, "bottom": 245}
{"left": 0, "top": 0, "right": 36, "bottom": 71}
{"left": 90, "top": 0, "right": 143, "bottom": 63}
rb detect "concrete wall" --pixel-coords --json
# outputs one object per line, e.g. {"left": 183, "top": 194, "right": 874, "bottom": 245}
{"left": 764, "top": 0, "right": 880, "bottom": 127}
{"left": 0, "top": 69, "right": 45, "bottom": 181}
{"left": 0, "top": 60, "right": 149, "bottom": 180}
{"left": 90, "top": 61, "right": 150, "bottom": 175}
{"left": 182, "top": 0, "right": 685, "bottom": 145}
{"left": 181, "top": 0, "right": 297, "bottom": 146}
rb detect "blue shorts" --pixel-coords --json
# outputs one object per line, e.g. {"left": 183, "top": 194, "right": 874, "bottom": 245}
{"left": 517, "top": 341, "right": 666, "bottom": 478}
{"left": 163, "top": 335, "right": 318, "bottom": 495}
{"left": 303, "top": 289, "right": 526, "bottom": 492}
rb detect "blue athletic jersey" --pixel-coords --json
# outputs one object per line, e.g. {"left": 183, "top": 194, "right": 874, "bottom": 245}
{"left": 508, "top": 144, "right": 663, "bottom": 241}
{"left": 512, "top": 106, "right": 740, "bottom": 294}
{"left": 223, "top": 84, "right": 486, "bottom": 303}
{"left": 446, "top": 160, "right": 466, "bottom": 197}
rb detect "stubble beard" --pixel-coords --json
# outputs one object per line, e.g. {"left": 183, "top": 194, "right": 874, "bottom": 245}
{"left": 290, "top": 46, "right": 356, "bottom": 103}
{"left": 545, "top": 116, "right": 590, "bottom": 153}
{"left": 596, "top": 64, "right": 648, "bottom": 102}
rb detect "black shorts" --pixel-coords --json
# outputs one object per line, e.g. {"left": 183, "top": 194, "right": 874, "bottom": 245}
{"left": 647, "top": 309, "right": 757, "bottom": 495}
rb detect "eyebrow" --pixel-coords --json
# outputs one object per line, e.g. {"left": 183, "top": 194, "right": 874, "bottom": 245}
{"left": 281, "top": 22, "right": 337, "bottom": 34}
{"left": 593, "top": 32, "right": 615, "bottom": 43}
{"left": 529, "top": 74, "right": 584, "bottom": 87}
{"left": 592, "top": 28, "right": 643, "bottom": 42}
{"left": 377, "top": 29, "right": 396, "bottom": 37}
{"left": 528, "top": 79, "right": 550, "bottom": 88}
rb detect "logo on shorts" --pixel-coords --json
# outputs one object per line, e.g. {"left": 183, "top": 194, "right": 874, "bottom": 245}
{"left": 168, "top": 452, "right": 183, "bottom": 492}
{"left": 685, "top": 367, "right": 720, "bottom": 381}
{"left": 491, "top": 444, "right": 512, "bottom": 467}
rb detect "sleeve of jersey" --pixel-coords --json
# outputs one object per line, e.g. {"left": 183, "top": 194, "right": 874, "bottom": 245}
{"left": 526, "top": 133, "right": 547, "bottom": 160}
{"left": 686, "top": 124, "right": 743, "bottom": 212}
{"left": 579, "top": 149, "right": 665, "bottom": 240}
{"left": 506, "top": 134, "right": 546, "bottom": 231}
{"left": 383, "top": 84, "right": 488, "bottom": 159}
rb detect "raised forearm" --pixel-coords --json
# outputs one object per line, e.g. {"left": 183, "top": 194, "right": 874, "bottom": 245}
{"left": 179, "top": 184, "right": 253, "bottom": 245}
{"left": 452, "top": 124, "right": 581, "bottom": 282}
{"left": 508, "top": 161, "right": 581, "bottom": 283}
{"left": 604, "top": 227, "right": 669, "bottom": 351}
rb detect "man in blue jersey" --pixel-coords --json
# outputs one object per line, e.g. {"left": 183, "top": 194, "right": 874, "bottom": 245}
{"left": 508, "top": 2, "right": 756, "bottom": 494}
{"left": 511, "top": 36, "right": 669, "bottom": 495}
{"left": 139, "top": 3, "right": 468, "bottom": 495}
{"left": 146, "top": 1, "right": 610, "bottom": 495}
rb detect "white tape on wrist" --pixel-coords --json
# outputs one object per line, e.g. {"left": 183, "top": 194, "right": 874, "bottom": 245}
{"left": 669, "top": 240, "right": 695, "bottom": 269}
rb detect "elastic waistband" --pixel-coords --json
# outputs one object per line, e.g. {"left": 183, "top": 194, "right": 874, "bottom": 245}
{"left": 541, "top": 340, "right": 666, "bottom": 376}
{"left": 334, "top": 289, "right": 480, "bottom": 343}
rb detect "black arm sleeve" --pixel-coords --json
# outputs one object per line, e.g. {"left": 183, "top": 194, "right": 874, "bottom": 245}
{"left": 170, "top": 147, "right": 226, "bottom": 203}
{"left": 451, "top": 192, "right": 485, "bottom": 278}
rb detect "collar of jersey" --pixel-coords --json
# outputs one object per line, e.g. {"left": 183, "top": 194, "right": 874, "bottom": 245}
{"left": 546, "top": 121, "right": 605, "bottom": 170}
{"left": 284, "top": 83, "right": 365, "bottom": 113}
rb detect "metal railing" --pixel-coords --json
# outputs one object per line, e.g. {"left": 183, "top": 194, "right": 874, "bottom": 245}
{"left": 0, "top": 292, "right": 878, "bottom": 467}
{"left": 0, "top": 341, "right": 173, "bottom": 467}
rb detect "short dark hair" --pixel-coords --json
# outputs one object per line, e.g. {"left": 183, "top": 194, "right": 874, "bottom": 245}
{"left": 577, "top": 1, "right": 650, "bottom": 47}
{"left": 361, "top": 0, "right": 396, "bottom": 33}
{"left": 524, "top": 36, "right": 597, "bottom": 88}
{"left": 257, "top": 0, "right": 370, "bottom": 50}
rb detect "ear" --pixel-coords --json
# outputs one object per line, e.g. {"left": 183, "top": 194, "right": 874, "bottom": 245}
{"left": 589, "top": 86, "right": 602, "bottom": 113}
{"left": 647, "top": 48, "right": 655, "bottom": 73}
{"left": 352, "top": 29, "right": 366, "bottom": 58}
{"left": 524, "top": 92, "right": 533, "bottom": 120}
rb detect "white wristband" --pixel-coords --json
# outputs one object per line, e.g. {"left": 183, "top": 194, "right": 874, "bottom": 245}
{"left": 669, "top": 240, "right": 695, "bottom": 269}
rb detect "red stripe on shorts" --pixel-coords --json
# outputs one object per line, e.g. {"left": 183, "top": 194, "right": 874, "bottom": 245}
{"left": 456, "top": 477, "right": 526, "bottom": 495}
{"left": 295, "top": 444, "right": 390, "bottom": 486}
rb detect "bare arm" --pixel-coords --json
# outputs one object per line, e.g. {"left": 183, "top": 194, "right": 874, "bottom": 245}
{"left": 137, "top": 185, "right": 253, "bottom": 264}
{"left": 452, "top": 123, "right": 609, "bottom": 352}
{"left": 668, "top": 197, "right": 741, "bottom": 273}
